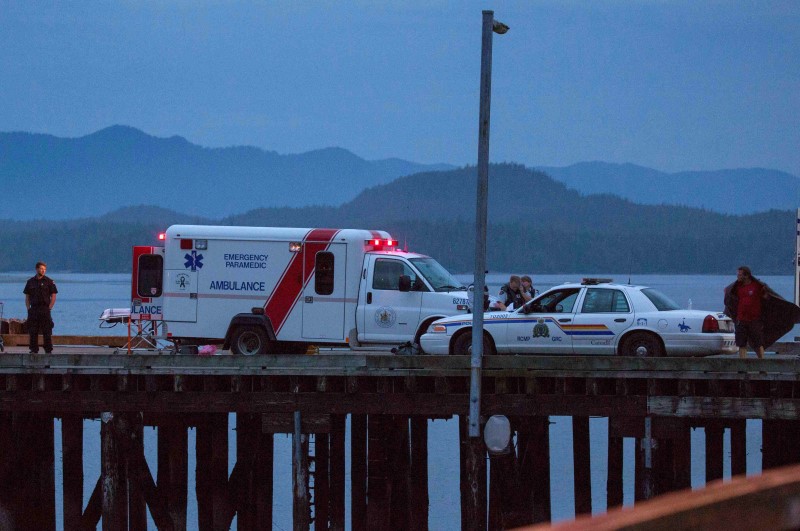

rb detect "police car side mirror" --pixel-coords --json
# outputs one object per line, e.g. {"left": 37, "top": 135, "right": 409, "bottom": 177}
{"left": 398, "top": 275, "right": 411, "bottom": 292}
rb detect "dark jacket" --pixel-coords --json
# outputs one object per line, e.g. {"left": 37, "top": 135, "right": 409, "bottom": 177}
{"left": 23, "top": 274, "right": 57, "bottom": 307}
{"left": 499, "top": 283, "right": 525, "bottom": 310}
{"left": 724, "top": 278, "right": 800, "bottom": 347}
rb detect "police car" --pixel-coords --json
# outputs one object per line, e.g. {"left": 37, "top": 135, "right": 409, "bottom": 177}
{"left": 420, "top": 278, "right": 737, "bottom": 357}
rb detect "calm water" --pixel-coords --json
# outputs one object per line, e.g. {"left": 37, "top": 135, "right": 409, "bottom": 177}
{"left": 1, "top": 272, "right": 796, "bottom": 530}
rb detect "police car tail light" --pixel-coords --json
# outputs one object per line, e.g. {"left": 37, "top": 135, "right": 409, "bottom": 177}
{"left": 702, "top": 315, "right": 719, "bottom": 333}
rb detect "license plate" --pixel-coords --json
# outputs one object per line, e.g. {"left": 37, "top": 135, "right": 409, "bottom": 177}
{"left": 718, "top": 321, "right": 734, "bottom": 332}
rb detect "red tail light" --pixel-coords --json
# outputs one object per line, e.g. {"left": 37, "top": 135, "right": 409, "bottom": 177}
{"left": 702, "top": 315, "right": 719, "bottom": 333}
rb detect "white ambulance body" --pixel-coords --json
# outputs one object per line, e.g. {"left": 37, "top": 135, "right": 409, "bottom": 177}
{"left": 131, "top": 225, "right": 473, "bottom": 354}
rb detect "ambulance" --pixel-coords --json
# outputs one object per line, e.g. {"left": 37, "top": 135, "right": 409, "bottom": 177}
{"left": 131, "top": 225, "right": 473, "bottom": 354}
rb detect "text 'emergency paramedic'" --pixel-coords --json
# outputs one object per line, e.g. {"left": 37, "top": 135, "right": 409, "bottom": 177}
{"left": 209, "top": 281, "right": 266, "bottom": 291}
{"left": 224, "top": 254, "right": 269, "bottom": 269}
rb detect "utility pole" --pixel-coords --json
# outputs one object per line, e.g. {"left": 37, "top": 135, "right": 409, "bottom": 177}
{"left": 469, "top": 10, "right": 508, "bottom": 438}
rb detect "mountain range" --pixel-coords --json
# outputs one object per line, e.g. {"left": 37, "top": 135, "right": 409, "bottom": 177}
{"left": 0, "top": 125, "right": 452, "bottom": 220}
{"left": 0, "top": 126, "right": 797, "bottom": 220}
{"left": 0, "top": 164, "right": 794, "bottom": 274}
{"left": 538, "top": 162, "right": 800, "bottom": 215}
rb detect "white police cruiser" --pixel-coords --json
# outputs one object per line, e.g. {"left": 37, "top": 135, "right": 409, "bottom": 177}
{"left": 420, "top": 278, "right": 737, "bottom": 357}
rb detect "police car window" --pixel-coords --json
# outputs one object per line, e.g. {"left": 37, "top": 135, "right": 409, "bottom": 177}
{"left": 373, "top": 259, "right": 416, "bottom": 291}
{"left": 641, "top": 288, "right": 681, "bottom": 311}
{"left": 581, "top": 288, "right": 630, "bottom": 313}
{"left": 137, "top": 254, "right": 163, "bottom": 298}
{"left": 315, "top": 252, "right": 334, "bottom": 295}
{"left": 530, "top": 288, "right": 580, "bottom": 313}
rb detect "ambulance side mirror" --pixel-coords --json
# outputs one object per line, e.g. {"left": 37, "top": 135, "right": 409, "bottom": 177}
{"left": 398, "top": 275, "right": 411, "bottom": 292}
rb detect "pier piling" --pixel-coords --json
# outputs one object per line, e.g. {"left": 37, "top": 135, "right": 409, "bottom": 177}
{"left": 0, "top": 351, "right": 798, "bottom": 529}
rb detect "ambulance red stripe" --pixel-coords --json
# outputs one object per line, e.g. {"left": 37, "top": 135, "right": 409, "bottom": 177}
{"left": 264, "top": 228, "right": 340, "bottom": 335}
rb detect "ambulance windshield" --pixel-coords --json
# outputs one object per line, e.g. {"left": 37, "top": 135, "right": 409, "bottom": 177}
{"left": 409, "top": 258, "right": 465, "bottom": 292}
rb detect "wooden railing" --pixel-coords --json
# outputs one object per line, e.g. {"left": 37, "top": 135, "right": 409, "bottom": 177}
{"left": 524, "top": 462, "right": 800, "bottom": 530}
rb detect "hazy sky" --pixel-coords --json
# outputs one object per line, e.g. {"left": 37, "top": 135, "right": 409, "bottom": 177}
{"left": 2, "top": 1, "right": 798, "bottom": 175}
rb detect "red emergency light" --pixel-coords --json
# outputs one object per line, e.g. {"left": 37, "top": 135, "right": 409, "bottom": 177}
{"left": 364, "top": 239, "right": 398, "bottom": 251}
{"left": 157, "top": 232, "right": 166, "bottom": 241}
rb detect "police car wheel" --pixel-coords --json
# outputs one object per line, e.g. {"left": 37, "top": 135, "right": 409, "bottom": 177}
{"left": 452, "top": 331, "right": 496, "bottom": 356}
{"left": 621, "top": 332, "right": 663, "bottom": 358}
{"left": 232, "top": 325, "right": 268, "bottom": 356}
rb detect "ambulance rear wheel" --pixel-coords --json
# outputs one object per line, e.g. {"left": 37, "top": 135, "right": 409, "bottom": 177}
{"left": 232, "top": 325, "right": 269, "bottom": 356}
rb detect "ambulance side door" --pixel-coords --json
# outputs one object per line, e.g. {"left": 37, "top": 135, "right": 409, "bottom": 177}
{"left": 302, "top": 244, "right": 347, "bottom": 340}
{"left": 163, "top": 267, "right": 198, "bottom": 322}
{"left": 161, "top": 240, "right": 200, "bottom": 323}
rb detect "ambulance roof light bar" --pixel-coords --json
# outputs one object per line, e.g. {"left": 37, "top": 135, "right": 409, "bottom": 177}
{"left": 365, "top": 238, "right": 398, "bottom": 251}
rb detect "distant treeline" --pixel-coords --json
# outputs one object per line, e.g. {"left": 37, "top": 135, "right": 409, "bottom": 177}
{"left": 0, "top": 164, "right": 795, "bottom": 274}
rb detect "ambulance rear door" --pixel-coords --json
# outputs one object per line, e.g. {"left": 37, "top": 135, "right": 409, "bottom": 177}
{"left": 131, "top": 246, "right": 165, "bottom": 320}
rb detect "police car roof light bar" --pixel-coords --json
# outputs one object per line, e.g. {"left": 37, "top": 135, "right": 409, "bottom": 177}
{"left": 581, "top": 278, "right": 614, "bottom": 285}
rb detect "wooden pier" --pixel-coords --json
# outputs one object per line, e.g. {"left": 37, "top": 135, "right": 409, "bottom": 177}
{"left": 1, "top": 349, "right": 800, "bottom": 530}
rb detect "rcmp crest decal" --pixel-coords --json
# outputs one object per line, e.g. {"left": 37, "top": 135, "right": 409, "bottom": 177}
{"left": 532, "top": 318, "right": 550, "bottom": 338}
{"left": 374, "top": 307, "right": 397, "bottom": 328}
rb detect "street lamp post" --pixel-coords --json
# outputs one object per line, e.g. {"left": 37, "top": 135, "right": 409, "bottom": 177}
{"left": 469, "top": 10, "right": 508, "bottom": 438}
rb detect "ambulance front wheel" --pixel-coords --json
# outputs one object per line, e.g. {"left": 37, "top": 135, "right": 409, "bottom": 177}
{"left": 231, "top": 325, "right": 269, "bottom": 356}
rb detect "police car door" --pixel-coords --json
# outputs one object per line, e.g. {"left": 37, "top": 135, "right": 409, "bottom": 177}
{"left": 302, "top": 244, "right": 347, "bottom": 340}
{"left": 505, "top": 288, "right": 579, "bottom": 354}
{"left": 570, "top": 287, "right": 633, "bottom": 354}
{"left": 363, "top": 257, "right": 422, "bottom": 342}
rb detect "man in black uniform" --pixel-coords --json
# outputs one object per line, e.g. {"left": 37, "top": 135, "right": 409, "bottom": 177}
{"left": 24, "top": 261, "right": 58, "bottom": 354}
{"left": 497, "top": 275, "right": 525, "bottom": 311}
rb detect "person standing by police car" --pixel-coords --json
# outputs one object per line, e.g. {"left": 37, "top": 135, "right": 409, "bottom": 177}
{"left": 24, "top": 261, "right": 58, "bottom": 354}
{"left": 724, "top": 266, "right": 768, "bottom": 359}
{"left": 497, "top": 275, "right": 525, "bottom": 311}
{"left": 520, "top": 275, "right": 535, "bottom": 303}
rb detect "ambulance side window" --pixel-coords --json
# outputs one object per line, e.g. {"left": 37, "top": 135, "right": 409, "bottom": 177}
{"left": 315, "top": 252, "right": 334, "bottom": 295}
{"left": 373, "top": 258, "right": 415, "bottom": 291}
{"left": 137, "top": 254, "right": 163, "bottom": 298}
